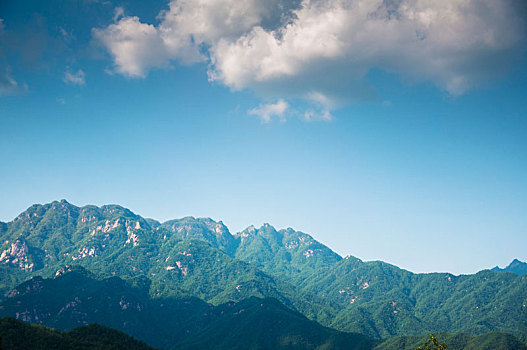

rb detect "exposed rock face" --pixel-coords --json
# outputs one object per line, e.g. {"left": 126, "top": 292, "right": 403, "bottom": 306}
{"left": 0, "top": 238, "right": 42, "bottom": 271}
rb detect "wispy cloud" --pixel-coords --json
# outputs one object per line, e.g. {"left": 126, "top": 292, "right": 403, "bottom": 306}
{"left": 113, "top": 6, "right": 125, "bottom": 22}
{"left": 302, "top": 109, "right": 333, "bottom": 122}
{"left": 0, "top": 68, "right": 27, "bottom": 96}
{"left": 63, "top": 69, "right": 86, "bottom": 85}
{"left": 248, "top": 99, "right": 289, "bottom": 123}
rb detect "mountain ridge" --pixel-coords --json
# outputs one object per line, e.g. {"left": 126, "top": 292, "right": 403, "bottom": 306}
{"left": 492, "top": 259, "right": 527, "bottom": 276}
{"left": 1, "top": 200, "right": 526, "bottom": 341}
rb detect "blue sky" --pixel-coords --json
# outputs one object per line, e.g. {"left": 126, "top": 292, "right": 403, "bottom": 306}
{"left": 1, "top": 0, "right": 526, "bottom": 274}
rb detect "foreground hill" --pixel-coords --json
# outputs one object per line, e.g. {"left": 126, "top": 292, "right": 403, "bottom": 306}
{"left": 0, "top": 267, "right": 373, "bottom": 350}
{"left": 0, "top": 266, "right": 206, "bottom": 348}
{"left": 375, "top": 332, "right": 527, "bottom": 350}
{"left": 0, "top": 200, "right": 526, "bottom": 341}
{"left": 0, "top": 317, "right": 154, "bottom": 350}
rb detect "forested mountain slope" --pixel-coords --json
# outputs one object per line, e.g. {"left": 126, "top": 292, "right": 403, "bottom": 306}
{"left": 0, "top": 201, "right": 334, "bottom": 323}
{"left": 0, "top": 268, "right": 372, "bottom": 350}
{"left": 375, "top": 332, "right": 527, "bottom": 350}
{"left": 1, "top": 200, "right": 525, "bottom": 341}
{"left": 0, "top": 317, "right": 155, "bottom": 350}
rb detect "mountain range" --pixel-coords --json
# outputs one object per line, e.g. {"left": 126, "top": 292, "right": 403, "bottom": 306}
{"left": 0, "top": 200, "right": 526, "bottom": 347}
{"left": 1, "top": 266, "right": 524, "bottom": 350}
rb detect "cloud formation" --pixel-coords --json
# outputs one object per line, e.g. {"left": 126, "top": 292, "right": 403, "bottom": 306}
{"left": 63, "top": 69, "right": 86, "bottom": 85}
{"left": 94, "top": 0, "right": 526, "bottom": 116}
{"left": 0, "top": 68, "right": 26, "bottom": 96}
{"left": 0, "top": 20, "right": 25, "bottom": 95}
{"left": 93, "top": 0, "right": 291, "bottom": 77}
{"left": 248, "top": 99, "right": 289, "bottom": 122}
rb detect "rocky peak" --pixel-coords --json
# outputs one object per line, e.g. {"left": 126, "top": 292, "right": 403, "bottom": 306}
{"left": 0, "top": 237, "right": 39, "bottom": 271}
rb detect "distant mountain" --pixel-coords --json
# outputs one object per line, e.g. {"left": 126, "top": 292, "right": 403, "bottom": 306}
{"left": 1, "top": 200, "right": 526, "bottom": 342}
{"left": 0, "top": 317, "right": 155, "bottom": 350}
{"left": 492, "top": 259, "right": 527, "bottom": 276}
{"left": 0, "top": 267, "right": 373, "bottom": 350}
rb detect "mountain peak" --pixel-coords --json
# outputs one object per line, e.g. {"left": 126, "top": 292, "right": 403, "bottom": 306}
{"left": 160, "top": 216, "right": 236, "bottom": 254}
{"left": 492, "top": 259, "right": 527, "bottom": 276}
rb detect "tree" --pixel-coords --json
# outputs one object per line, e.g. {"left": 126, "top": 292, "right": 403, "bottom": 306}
{"left": 414, "top": 334, "right": 447, "bottom": 350}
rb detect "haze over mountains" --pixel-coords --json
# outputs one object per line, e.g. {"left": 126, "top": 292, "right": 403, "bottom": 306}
{"left": 0, "top": 200, "right": 526, "bottom": 349}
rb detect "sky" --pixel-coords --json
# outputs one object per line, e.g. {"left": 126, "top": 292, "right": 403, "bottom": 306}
{"left": 0, "top": 0, "right": 526, "bottom": 275}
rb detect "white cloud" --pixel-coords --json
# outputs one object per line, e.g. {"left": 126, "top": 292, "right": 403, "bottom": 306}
{"left": 63, "top": 69, "right": 86, "bottom": 85}
{"left": 303, "top": 108, "right": 333, "bottom": 122}
{"left": 93, "top": 16, "right": 174, "bottom": 77}
{"left": 248, "top": 99, "right": 289, "bottom": 123}
{"left": 94, "top": 0, "right": 526, "bottom": 117}
{"left": 210, "top": 0, "right": 526, "bottom": 99}
{"left": 159, "top": 0, "right": 276, "bottom": 44}
{"left": 93, "top": 0, "right": 285, "bottom": 77}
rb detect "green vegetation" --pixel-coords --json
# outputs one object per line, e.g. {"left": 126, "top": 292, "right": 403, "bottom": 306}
{"left": 375, "top": 332, "right": 527, "bottom": 350}
{"left": 303, "top": 260, "right": 527, "bottom": 340}
{"left": 0, "top": 317, "right": 155, "bottom": 350}
{"left": 0, "top": 200, "right": 526, "bottom": 344}
{"left": 175, "top": 297, "right": 373, "bottom": 350}
{"left": 414, "top": 334, "right": 447, "bottom": 350}
{"left": 0, "top": 201, "right": 332, "bottom": 324}
{"left": 0, "top": 268, "right": 372, "bottom": 350}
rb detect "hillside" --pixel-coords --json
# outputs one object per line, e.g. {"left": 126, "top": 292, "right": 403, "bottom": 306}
{"left": 0, "top": 317, "right": 154, "bottom": 350}
{"left": 0, "top": 200, "right": 526, "bottom": 341}
{"left": 174, "top": 296, "right": 374, "bottom": 350}
{"left": 0, "top": 268, "right": 372, "bottom": 350}
{"left": 302, "top": 259, "right": 527, "bottom": 340}
{"left": 375, "top": 332, "right": 527, "bottom": 350}
{"left": 0, "top": 200, "right": 334, "bottom": 323}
